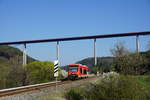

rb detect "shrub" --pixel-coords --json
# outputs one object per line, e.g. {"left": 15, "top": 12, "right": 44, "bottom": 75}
{"left": 64, "top": 89, "right": 83, "bottom": 100}
{"left": 65, "top": 74, "right": 150, "bottom": 100}
{"left": 85, "top": 75, "right": 150, "bottom": 100}
{"left": 26, "top": 61, "right": 54, "bottom": 84}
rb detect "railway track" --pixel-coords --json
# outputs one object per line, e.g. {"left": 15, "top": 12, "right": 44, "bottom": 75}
{"left": 0, "top": 80, "right": 71, "bottom": 97}
{"left": 0, "top": 76, "right": 96, "bottom": 98}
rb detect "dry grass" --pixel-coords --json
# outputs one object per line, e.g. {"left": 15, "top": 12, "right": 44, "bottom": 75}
{"left": 34, "top": 91, "right": 66, "bottom": 100}
{"left": 33, "top": 77, "right": 100, "bottom": 100}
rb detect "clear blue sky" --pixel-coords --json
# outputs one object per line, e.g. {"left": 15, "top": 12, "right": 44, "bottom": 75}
{"left": 0, "top": 0, "right": 150, "bottom": 65}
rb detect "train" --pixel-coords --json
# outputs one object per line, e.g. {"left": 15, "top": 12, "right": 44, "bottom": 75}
{"left": 67, "top": 64, "right": 90, "bottom": 80}
{"left": 60, "top": 64, "right": 94, "bottom": 81}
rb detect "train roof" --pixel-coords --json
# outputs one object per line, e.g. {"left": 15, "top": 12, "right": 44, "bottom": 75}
{"left": 68, "top": 64, "right": 89, "bottom": 69}
{"left": 68, "top": 64, "right": 81, "bottom": 66}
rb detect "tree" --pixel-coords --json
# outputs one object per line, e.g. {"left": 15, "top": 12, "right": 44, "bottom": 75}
{"left": 26, "top": 61, "right": 54, "bottom": 84}
{"left": 0, "top": 63, "right": 9, "bottom": 89}
{"left": 5, "top": 55, "right": 25, "bottom": 88}
{"left": 111, "top": 42, "right": 146, "bottom": 75}
{"left": 110, "top": 42, "right": 129, "bottom": 57}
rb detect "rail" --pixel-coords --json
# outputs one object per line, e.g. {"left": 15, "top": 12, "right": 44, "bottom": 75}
{"left": 0, "top": 76, "right": 96, "bottom": 97}
{"left": 0, "top": 81, "right": 63, "bottom": 97}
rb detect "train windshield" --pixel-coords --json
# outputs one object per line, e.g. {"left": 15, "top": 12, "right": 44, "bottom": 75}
{"left": 69, "top": 66, "right": 78, "bottom": 72}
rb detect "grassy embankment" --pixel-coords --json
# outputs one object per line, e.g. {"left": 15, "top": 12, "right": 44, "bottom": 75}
{"left": 64, "top": 74, "right": 150, "bottom": 100}
{"left": 33, "top": 77, "right": 99, "bottom": 100}
{"left": 33, "top": 75, "right": 150, "bottom": 100}
{"left": 134, "top": 75, "right": 150, "bottom": 88}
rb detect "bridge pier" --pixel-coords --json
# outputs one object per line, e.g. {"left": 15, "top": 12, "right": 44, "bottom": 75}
{"left": 94, "top": 39, "right": 97, "bottom": 66}
{"left": 56, "top": 41, "right": 60, "bottom": 65}
{"left": 23, "top": 44, "right": 27, "bottom": 66}
{"left": 136, "top": 35, "right": 140, "bottom": 54}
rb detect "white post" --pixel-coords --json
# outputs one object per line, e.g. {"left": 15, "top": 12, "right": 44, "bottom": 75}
{"left": 55, "top": 41, "right": 60, "bottom": 93}
{"left": 54, "top": 60, "right": 59, "bottom": 92}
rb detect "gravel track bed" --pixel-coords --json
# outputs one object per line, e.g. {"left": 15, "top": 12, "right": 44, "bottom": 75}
{"left": 0, "top": 78, "right": 96, "bottom": 100}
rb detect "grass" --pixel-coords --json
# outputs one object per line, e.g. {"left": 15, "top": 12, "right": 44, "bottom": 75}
{"left": 133, "top": 75, "right": 150, "bottom": 87}
{"left": 65, "top": 74, "right": 150, "bottom": 100}
{"left": 33, "top": 92, "right": 66, "bottom": 100}
{"left": 33, "top": 75, "right": 150, "bottom": 100}
{"left": 33, "top": 77, "right": 100, "bottom": 100}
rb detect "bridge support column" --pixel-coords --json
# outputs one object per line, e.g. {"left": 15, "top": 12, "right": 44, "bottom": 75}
{"left": 94, "top": 39, "right": 97, "bottom": 66}
{"left": 56, "top": 41, "right": 60, "bottom": 65}
{"left": 136, "top": 35, "right": 140, "bottom": 54}
{"left": 23, "top": 44, "right": 27, "bottom": 66}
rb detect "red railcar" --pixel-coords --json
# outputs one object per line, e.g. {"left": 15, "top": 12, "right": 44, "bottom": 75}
{"left": 68, "top": 64, "right": 89, "bottom": 80}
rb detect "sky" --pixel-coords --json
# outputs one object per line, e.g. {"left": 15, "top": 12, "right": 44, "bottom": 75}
{"left": 0, "top": 0, "right": 150, "bottom": 65}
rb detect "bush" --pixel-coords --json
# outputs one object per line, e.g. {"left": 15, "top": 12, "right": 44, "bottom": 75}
{"left": 64, "top": 89, "right": 83, "bottom": 100}
{"left": 65, "top": 74, "right": 150, "bottom": 100}
{"left": 26, "top": 61, "right": 54, "bottom": 84}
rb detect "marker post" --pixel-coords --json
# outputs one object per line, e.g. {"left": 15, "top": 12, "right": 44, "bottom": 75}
{"left": 54, "top": 60, "right": 59, "bottom": 92}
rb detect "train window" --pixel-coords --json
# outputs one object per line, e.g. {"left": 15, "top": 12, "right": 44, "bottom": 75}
{"left": 80, "top": 68, "right": 82, "bottom": 73}
{"left": 84, "top": 70, "right": 87, "bottom": 74}
{"left": 69, "top": 67, "right": 78, "bottom": 72}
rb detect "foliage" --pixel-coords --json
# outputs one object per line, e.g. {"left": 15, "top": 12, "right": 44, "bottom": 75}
{"left": 5, "top": 56, "right": 27, "bottom": 88}
{"left": 0, "top": 46, "right": 22, "bottom": 59}
{"left": 113, "top": 54, "right": 147, "bottom": 75}
{"left": 110, "top": 42, "right": 129, "bottom": 57}
{"left": 64, "top": 89, "right": 83, "bottom": 100}
{"left": 0, "top": 45, "right": 35, "bottom": 63}
{"left": 26, "top": 61, "right": 54, "bottom": 84}
{"left": 57, "top": 68, "right": 66, "bottom": 80}
{"left": 65, "top": 74, "right": 150, "bottom": 100}
{"left": 0, "top": 63, "right": 10, "bottom": 89}
{"left": 111, "top": 42, "right": 149, "bottom": 75}
{"left": 141, "top": 50, "right": 150, "bottom": 73}
{"left": 85, "top": 75, "right": 150, "bottom": 100}
{"left": 0, "top": 55, "right": 27, "bottom": 89}
{"left": 0, "top": 46, "right": 57, "bottom": 89}
{"left": 91, "top": 66, "right": 99, "bottom": 74}
{"left": 134, "top": 75, "right": 150, "bottom": 88}
{"left": 0, "top": 46, "right": 37, "bottom": 89}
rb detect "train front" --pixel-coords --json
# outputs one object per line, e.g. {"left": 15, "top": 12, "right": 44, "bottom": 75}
{"left": 68, "top": 64, "right": 80, "bottom": 80}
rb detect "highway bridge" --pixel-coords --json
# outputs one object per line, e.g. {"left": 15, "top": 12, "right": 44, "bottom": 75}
{"left": 0, "top": 31, "right": 149, "bottom": 66}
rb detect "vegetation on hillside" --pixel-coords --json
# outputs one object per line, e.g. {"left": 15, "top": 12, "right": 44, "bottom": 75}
{"left": 75, "top": 42, "right": 150, "bottom": 75}
{"left": 111, "top": 42, "right": 150, "bottom": 75}
{"left": 0, "top": 45, "right": 29, "bottom": 89}
{"left": 0, "top": 46, "right": 55, "bottom": 89}
{"left": 26, "top": 61, "right": 54, "bottom": 84}
{"left": 0, "top": 45, "right": 35, "bottom": 63}
{"left": 76, "top": 57, "right": 113, "bottom": 68}
{"left": 76, "top": 57, "right": 114, "bottom": 73}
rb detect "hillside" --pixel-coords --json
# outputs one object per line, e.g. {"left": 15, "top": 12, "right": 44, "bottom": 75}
{"left": 75, "top": 57, "right": 114, "bottom": 72}
{"left": 62, "top": 57, "right": 114, "bottom": 73}
{"left": 0, "top": 45, "right": 36, "bottom": 89}
{"left": 0, "top": 45, "right": 36, "bottom": 64}
{"left": 76, "top": 57, "right": 114, "bottom": 67}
